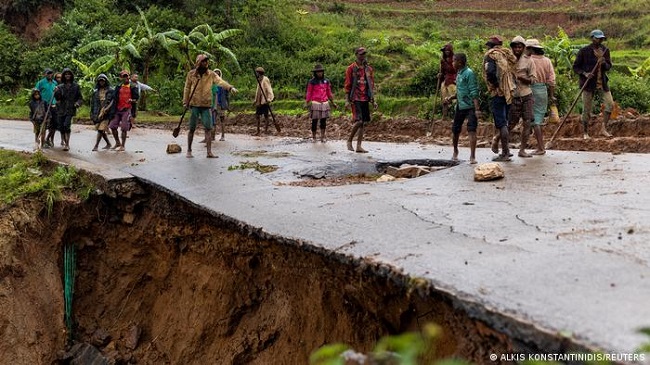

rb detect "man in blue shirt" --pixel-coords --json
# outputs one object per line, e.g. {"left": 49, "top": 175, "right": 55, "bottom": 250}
{"left": 34, "top": 68, "right": 57, "bottom": 147}
{"left": 444, "top": 53, "right": 481, "bottom": 164}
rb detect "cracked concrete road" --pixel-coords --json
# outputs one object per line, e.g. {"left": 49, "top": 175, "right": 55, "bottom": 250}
{"left": 2, "top": 119, "right": 650, "bottom": 356}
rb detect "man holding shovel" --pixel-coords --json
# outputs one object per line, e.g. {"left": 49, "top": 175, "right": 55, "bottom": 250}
{"left": 183, "top": 54, "right": 238, "bottom": 158}
{"left": 573, "top": 29, "right": 614, "bottom": 139}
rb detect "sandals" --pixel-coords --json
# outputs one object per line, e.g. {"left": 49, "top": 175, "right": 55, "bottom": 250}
{"left": 532, "top": 150, "right": 546, "bottom": 155}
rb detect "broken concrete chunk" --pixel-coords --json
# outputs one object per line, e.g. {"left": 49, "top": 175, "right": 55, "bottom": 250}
{"left": 386, "top": 165, "right": 431, "bottom": 178}
{"left": 376, "top": 174, "right": 396, "bottom": 182}
{"left": 474, "top": 162, "right": 505, "bottom": 181}
{"left": 166, "top": 143, "right": 182, "bottom": 154}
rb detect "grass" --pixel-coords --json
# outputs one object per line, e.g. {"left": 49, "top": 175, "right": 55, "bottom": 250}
{"left": 0, "top": 149, "right": 94, "bottom": 214}
{"left": 227, "top": 161, "right": 279, "bottom": 174}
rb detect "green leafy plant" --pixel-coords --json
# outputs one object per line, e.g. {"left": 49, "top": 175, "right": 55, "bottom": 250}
{"left": 310, "top": 323, "right": 467, "bottom": 365}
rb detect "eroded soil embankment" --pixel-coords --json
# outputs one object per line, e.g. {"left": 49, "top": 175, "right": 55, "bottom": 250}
{"left": 1, "top": 177, "right": 572, "bottom": 364}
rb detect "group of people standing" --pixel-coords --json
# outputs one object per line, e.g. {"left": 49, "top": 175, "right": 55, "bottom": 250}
{"left": 32, "top": 68, "right": 155, "bottom": 152}
{"left": 30, "top": 30, "right": 613, "bottom": 161}
{"left": 440, "top": 29, "right": 614, "bottom": 163}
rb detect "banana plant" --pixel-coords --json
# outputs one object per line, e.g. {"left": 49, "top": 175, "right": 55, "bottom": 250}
{"left": 188, "top": 24, "right": 242, "bottom": 71}
{"left": 628, "top": 56, "right": 650, "bottom": 79}
{"left": 77, "top": 27, "right": 141, "bottom": 73}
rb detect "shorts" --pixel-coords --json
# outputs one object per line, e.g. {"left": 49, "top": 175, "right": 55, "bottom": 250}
{"left": 59, "top": 114, "right": 73, "bottom": 133}
{"left": 508, "top": 93, "right": 534, "bottom": 128}
{"left": 352, "top": 101, "right": 371, "bottom": 123}
{"left": 189, "top": 107, "right": 212, "bottom": 131}
{"left": 309, "top": 101, "right": 331, "bottom": 120}
{"left": 451, "top": 107, "right": 478, "bottom": 134}
{"left": 109, "top": 110, "right": 132, "bottom": 131}
{"left": 95, "top": 119, "right": 109, "bottom": 132}
{"left": 32, "top": 120, "right": 44, "bottom": 134}
{"left": 256, "top": 104, "right": 270, "bottom": 116}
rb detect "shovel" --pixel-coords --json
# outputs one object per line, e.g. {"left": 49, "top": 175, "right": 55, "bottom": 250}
{"left": 545, "top": 59, "right": 602, "bottom": 150}
{"left": 37, "top": 92, "right": 56, "bottom": 149}
{"left": 426, "top": 80, "right": 441, "bottom": 137}
{"left": 254, "top": 68, "right": 281, "bottom": 133}
{"left": 172, "top": 75, "right": 201, "bottom": 138}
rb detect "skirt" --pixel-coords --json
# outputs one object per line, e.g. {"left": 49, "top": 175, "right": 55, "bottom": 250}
{"left": 309, "top": 101, "right": 330, "bottom": 120}
{"left": 531, "top": 83, "right": 548, "bottom": 126}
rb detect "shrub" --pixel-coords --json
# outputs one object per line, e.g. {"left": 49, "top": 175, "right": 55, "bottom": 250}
{"left": 0, "top": 22, "right": 25, "bottom": 91}
{"left": 609, "top": 72, "right": 650, "bottom": 112}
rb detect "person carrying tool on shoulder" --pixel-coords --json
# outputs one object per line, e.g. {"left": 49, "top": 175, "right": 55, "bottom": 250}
{"left": 573, "top": 29, "right": 614, "bottom": 139}
{"left": 254, "top": 66, "right": 278, "bottom": 135}
{"left": 483, "top": 35, "right": 517, "bottom": 161}
{"left": 345, "top": 46, "right": 377, "bottom": 153}
{"left": 184, "top": 54, "right": 238, "bottom": 158}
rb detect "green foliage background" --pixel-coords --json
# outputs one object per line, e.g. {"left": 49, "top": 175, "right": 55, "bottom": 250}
{"left": 1, "top": 0, "right": 650, "bottom": 118}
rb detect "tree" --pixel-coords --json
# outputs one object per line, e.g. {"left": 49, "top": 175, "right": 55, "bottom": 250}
{"left": 188, "top": 24, "right": 242, "bottom": 71}
{"left": 135, "top": 6, "right": 177, "bottom": 110}
{"left": 77, "top": 27, "right": 141, "bottom": 74}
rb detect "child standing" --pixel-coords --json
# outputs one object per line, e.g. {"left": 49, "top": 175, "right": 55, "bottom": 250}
{"left": 90, "top": 74, "right": 114, "bottom": 151}
{"left": 29, "top": 89, "right": 46, "bottom": 146}
{"left": 211, "top": 68, "right": 229, "bottom": 142}
{"left": 305, "top": 64, "right": 337, "bottom": 142}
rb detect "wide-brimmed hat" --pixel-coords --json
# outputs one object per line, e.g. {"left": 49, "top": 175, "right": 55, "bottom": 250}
{"left": 525, "top": 39, "right": 544, "bottom": 49}
{"left": 590, "top": 29, "right": 606, "bottom": 39}
{"left": 485, "top": 35, "right": 503, "bottom": 46}
{"left": 355, "top": 47, "right": 366, "bottom": 55}
{"left": 312, "top": 64, "right": 325, "bottom": 72}
{"left": 255, "top": 66, "right": 265, "bottom": 74}
{"left": 119, "top": 70, "right": 130, "bottom": 77}
{"left": 213, "top": 68, "right": 222, "bottom": 76}
{"left": 510, "top": 35, "right": 526, "bottom": 47}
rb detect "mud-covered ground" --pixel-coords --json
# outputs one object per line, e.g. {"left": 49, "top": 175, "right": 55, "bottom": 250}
{"left": 0, "top": 180, "right": 525, "bottom": 365}
{"left": 129, "top": 111, "right": 650, "bottom": 154}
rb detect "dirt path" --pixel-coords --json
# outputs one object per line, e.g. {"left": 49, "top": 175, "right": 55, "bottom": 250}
{"left": 131, "top": 112, "right": 650, "bottom": 154}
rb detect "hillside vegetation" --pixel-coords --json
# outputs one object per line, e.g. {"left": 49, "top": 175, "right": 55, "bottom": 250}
{"left": 1, "top": 0, "right": 649, "bottom": 118}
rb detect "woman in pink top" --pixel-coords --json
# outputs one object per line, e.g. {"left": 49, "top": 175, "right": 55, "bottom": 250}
{"left": 305, "top": 64, "right": 337, "bottom": 142}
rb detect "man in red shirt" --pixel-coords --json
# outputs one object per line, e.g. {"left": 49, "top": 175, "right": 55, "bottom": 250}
{"left": 345, "top": 47, "right": 378, "bottom": 153}
{"left": 108, "top": 70, "right": 139, "bottom": 151}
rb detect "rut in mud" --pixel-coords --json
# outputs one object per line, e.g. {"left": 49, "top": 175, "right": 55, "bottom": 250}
{"left": 1, "top": 177, "right": 588, "bottom": 364}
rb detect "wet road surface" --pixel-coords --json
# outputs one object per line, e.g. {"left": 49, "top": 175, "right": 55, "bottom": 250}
{"left": 2, "top": 119, "right": 649, "bottom": 355}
